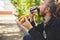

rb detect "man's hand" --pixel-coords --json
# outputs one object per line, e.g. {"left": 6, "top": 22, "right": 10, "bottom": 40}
{"left": 19, "top": 15, "right": 33, "bottom": 29}
{"left": 19, "top": 7, "right": 38, "bottom": 29}
{"left": 30, "top": 7, "right": 37, "bottom": 22}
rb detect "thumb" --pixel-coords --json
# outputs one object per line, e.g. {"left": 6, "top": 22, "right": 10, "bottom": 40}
{"left": 24, "top": 17, "right": 29, "bottom": 22}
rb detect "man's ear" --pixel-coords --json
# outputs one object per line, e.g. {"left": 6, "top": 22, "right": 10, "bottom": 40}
{"left": 45, "top": 7, "right": 50, "bottom": 13}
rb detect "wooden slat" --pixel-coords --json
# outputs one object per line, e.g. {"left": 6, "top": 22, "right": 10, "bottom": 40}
{"left": 0, "top": 11, "right": 12, "bottom": 15}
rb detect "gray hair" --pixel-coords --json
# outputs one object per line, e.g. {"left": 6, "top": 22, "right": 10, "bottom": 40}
{"left": 46, "top": 1, "right": 57, "bottom": 17}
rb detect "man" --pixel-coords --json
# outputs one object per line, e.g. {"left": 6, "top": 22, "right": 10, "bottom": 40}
{"left": 20, "top": 0, "right": 60, "bottom": 40}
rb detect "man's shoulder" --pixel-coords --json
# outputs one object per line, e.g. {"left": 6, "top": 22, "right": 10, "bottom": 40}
{"left": 54, "top": 17, "right": 60, "bottom": 26}
{"left": 56, "top": 17, "right": 60, "bottom": 23}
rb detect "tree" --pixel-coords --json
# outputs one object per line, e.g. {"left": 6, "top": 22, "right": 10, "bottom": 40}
{"left": 11, "top": 0, "right": 43, "bottom": 24}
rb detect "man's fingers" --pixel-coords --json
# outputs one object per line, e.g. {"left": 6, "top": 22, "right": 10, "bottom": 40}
{"left": 24, "top": 17, "right": 29, "bottom": 22}
{"left": 19, "top": 17, "right": 25, "bottom": 24}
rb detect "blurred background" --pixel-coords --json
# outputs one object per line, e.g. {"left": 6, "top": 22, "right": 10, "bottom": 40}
{"left": 11, "top": 0, "right": 60, "bottom": 24}
{"left": 0, "top": 0, "right": 60, "bottom": 23}
{"left": 0, "top": 0, "right": 60, "bottom": 40}
{"left": 11, "top": 0, "right": 44, "bottom": 24}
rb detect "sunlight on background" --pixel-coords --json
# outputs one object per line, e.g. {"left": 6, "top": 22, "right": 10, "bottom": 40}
{"left": 0, "top": 0, "right": 27, "bottom": 40}
{"left": 0, "top": 0, "right": 16, "bottom": 14}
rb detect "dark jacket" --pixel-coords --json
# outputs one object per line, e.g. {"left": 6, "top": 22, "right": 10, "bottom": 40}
{"left": 28, "top": 17, "right": 60, "bottom": 40}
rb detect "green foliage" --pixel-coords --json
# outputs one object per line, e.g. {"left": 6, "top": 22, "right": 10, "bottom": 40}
{"left": 11, "top": 0, "right": 43, "bottom": 24}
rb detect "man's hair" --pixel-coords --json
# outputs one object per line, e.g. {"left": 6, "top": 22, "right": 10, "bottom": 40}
{"left": 56, "top": 3, "right": 60, "bottom": 17}
{"left": 45, "top": 0, "right": 60, "bottom": 18}
{"left": 46, "top": 1, "right": 57, "bottom": 17}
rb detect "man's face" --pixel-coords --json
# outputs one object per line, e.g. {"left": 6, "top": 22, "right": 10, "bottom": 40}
{"left": 39, "top": 1, "right": 49, "bottom": 17}
{"left": 39, "top": 4, "right": 46, "bottom": 16}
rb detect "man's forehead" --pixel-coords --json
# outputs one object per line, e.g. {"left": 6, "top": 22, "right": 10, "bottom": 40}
{"left": 43, "top": 0, "right": 55, "bottom": 4}
{"left": 44, "top": 0, "right": 55, "bottom": 2}
{"left": 41, "top": 0, "right": 55, "bottom": 7}
{"left": 40, "top": 0, "right": 49, "bottom": 10}
{"left": 40, "top": 1, "right": 47, "bottom": 8}
{"left": 42, "top": 0, "right": 49, "bottom": 5}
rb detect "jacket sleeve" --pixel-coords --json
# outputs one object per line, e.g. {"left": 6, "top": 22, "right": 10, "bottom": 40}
{"left": 30, "top": 21, "right": 36, "bottom": 27}
{"left": 28, "top": 22, "right": 44, "bottom": 40}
